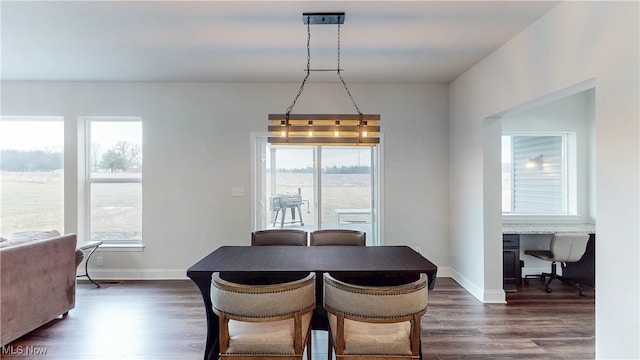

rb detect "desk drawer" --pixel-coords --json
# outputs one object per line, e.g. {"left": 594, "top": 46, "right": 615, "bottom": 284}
{"left": 503, "top": 234, "right": 521, "bottom": 292}
{"left": 503, "top": 234, "right": 520, "bottom": 248}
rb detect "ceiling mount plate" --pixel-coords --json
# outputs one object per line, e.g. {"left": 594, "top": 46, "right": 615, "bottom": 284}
{"left": 303, "top": 12, "right": 345, "bottom": 25}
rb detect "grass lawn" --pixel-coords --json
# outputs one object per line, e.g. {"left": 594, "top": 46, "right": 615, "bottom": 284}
{"left": 1, "top": 171, "right": 141, "bottom": 240}
{"left": 1, "top": 171, "right": 64, "bottom": 237}
{"left": 2, "top": 171, "right": 370, "bottom": 238}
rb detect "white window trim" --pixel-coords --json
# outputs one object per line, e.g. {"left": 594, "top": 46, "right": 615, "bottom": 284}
{"left": 82, "top": 117, "right": 143, "bottom": 248}
{"left": 502, "top": 131, "right": 579, "bottom": 224}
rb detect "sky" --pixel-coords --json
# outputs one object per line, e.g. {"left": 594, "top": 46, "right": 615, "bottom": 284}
{"left": 0, "top": 119, "right": 64, "bottom": 151}
{"left": 0, "top": 118, "right": 141, "bottom": 152}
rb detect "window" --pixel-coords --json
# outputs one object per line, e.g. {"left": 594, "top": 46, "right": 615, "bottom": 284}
{"left": 502, "top": 133, "right": 573, "bottom": 215}
{"left": 252, "top": 135, "right": 381, "bottom": 245}
{"left": 0, "top": 117, "right": 64, "bottom": 238}
{"left": 87, "top": 118, "right": 142, "bottom": 245}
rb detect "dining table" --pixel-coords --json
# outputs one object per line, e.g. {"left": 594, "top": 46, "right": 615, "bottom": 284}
{"left": 187, "top": 245, "right": 438, "bottom": 360}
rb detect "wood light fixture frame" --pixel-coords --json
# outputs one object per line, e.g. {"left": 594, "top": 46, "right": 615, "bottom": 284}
{"left": 268, "top": 12, "right": 380, "bottom": 146}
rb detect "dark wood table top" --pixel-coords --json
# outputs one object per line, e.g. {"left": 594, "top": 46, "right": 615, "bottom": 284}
{"left": 187, "top": 245, "right": 438, "bottom": 274}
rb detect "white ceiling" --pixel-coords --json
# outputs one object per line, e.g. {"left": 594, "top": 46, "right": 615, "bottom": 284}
{"left": 1, "top": 1, "right": 559, "bottom": 83}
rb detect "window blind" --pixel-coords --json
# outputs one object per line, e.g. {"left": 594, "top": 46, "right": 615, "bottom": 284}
{"left": 512, "top": 136, "right": 564, "bottom": 213}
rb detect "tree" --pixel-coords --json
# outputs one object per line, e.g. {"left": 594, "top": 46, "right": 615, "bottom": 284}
{"left": 113, "top": 141, "right": 141, "bottom": 171}
{"left": 0, "top": 150, "right": 62, "bottom": 171}
{"left": 100, "top": 149, "right": 126, "bottom": 172}
{"left": 98, "top": 141, "right": 141, "bottom": 173}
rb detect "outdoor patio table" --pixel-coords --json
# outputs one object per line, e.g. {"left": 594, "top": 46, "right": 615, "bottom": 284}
{"left": 187, "top": 245, "right": 438, "bottom": 360}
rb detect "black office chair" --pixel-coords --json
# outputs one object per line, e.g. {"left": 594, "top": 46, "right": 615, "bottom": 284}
{"left": 524, "top": 233, "right": 590, "bottom": 296}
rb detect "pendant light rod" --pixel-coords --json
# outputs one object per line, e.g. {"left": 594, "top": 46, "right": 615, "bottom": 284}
{"left": 270, "top": 12, "right": 379, "bottom": 146}
{"left": 286, "top": 12, "right": 361, "bottom": 116}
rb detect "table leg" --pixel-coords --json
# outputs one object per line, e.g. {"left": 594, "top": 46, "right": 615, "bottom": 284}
{"left": 427, "top": 272, "right": 437, "bottom": 290}
{"left": 312, "top": 272, "right": 328, "bottom": 331}
{"left": 189, "top": 273, "right": 219, "bottom": 360}
{"left": 78, "top": 244, "right": 101, "bottom": 288}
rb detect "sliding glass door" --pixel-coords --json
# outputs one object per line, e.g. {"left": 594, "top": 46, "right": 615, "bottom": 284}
{"left": 319, "top": 147, "right": 375, "bottom": 241}
{"left": 253, "top": 136, "right": 379, "bottom": 245}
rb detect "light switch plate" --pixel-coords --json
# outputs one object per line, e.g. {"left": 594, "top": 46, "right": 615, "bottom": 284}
{"left": 231, "top": 187, "right": 244, "bottom": 197}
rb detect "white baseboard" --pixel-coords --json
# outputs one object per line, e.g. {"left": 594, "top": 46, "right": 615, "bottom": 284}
{"left": 450, "top": 269, "right": 483, "bottom": 301}
{"left": 82, "top": 266, "right": 504, "bottom": 304}
{"left": 79, "top": 269, "right": 189, "bottom": 280}
{"left": 434, "top": 266, "right": 453, "bottom": 278}
{"left": 483, "top": 288, "right": 507, "bottom": 303}
{"left": 451, "top": 268, "right": 506, "bottom": 304}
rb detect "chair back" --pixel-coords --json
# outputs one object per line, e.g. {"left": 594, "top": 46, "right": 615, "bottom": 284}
{"left": 211, "top": 272, "right": 315, "bottom": 320}
{"left": 550, "top": 233, "right": 590, "bottom": 262}
{"left": 309, "top": 229, "right": 365, "bottom": 246}
{"left": 323, "top": 272, "right": 427, "bottom": 321}
{"left": 251, "top": 229, "right": 307, "bottom": 246}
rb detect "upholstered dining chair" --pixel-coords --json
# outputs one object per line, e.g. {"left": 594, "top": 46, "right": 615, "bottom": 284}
{"left": 309, "top": 229, "right": 365, "bottom": 246}
{"left": 524, "top": 233, "right": 590, "bottom": 297}
{"left": 323, "top": 272, "right": 428, "bottom": 360}
{"left": 211, "top": 272, "right": 316, "bottom": 360}
{"left": 251, "top": 229, "right": 308, "bottom": 246}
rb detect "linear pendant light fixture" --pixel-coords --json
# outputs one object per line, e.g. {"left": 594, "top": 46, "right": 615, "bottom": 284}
{"left": 268, "top": 12, "right": 380, "bottom": 146}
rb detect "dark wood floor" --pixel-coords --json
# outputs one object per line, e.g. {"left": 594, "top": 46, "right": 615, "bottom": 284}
{"left": 2, "top": 277, "right": 594, "bottom": 359}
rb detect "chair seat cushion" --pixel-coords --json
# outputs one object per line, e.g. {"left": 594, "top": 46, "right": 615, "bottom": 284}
{"left": 329, "top": 314, "right": 412, "bottom": 355}
{"left": 226, "top": 311, "right": 312, "bottom": 354}
{"left": 524, "top": 250, "right": 554, "bottom": 261}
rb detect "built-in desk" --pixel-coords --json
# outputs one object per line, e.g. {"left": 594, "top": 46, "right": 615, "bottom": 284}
{"left": 502, "top": 224, "right": 596, "bottom": 292}
{"left": 503, "top": 223, "right": 596, "bottom": 235}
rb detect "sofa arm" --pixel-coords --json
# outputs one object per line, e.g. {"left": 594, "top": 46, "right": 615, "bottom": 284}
{"left": 1, "top": 233, "right": 78, "bottom": 346}
{"left": 75, "top": 249, "right": 84, "bottom": 268}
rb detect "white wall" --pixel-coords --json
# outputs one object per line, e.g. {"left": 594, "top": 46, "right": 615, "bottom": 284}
{"left": 449, "top": 2, "right": 639, "bottom": 358}
{"left": 502, "top": 88, "right": 595, "bottom": 223}
{"left": 1, "top": 81, "right": 451, "bottom": 278}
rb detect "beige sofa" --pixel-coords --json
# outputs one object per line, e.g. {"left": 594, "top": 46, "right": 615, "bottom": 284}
{"left": 0, "top": 231, "right": 83, "bottom": 345}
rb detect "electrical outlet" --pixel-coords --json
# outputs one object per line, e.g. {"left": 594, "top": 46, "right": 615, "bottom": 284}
{"left": 96, "top": 257, "right": 103, "bottom": 266}
{"left": 231, "top": 187, "right": 244, "bottom": 197}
